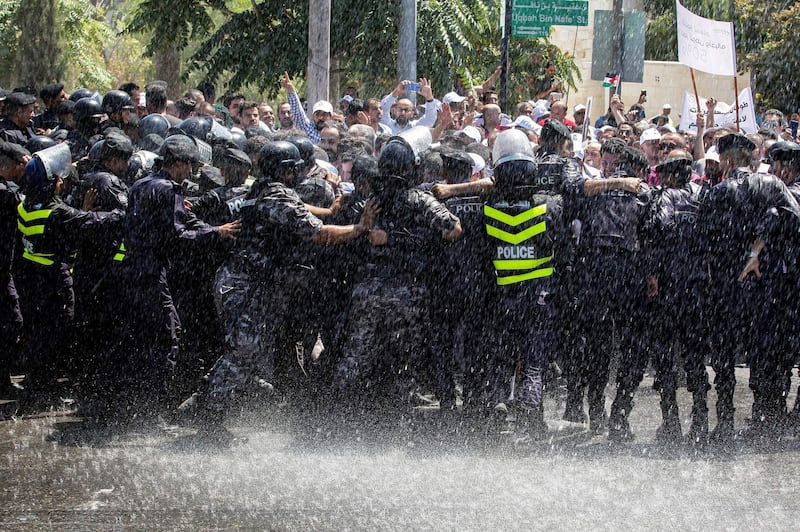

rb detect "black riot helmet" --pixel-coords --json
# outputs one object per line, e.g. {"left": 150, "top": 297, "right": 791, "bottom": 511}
{"left": 102, "top": 89, "right": 135, "bottom": 114}
{"left": 74, "top": 97, "right": 104, "bottom": 123}
{"left": 256, "top": 141, "right": 303, "bottom": 184}
{"left": 286, "top": 135, "right": 315, "bottom": 171}
{"left": 25, "top": 135, "right": 56, "bottom": 153}
{"left": 138, "top": 113, "right": 170, "bottom": 140}
{"left": 177, "top": 115, "right": 232, "bottom": 144}
{"left": 378, "top": 126, "right": 432, "bottom": 189}
{"left": 656, "top": 156, "right": 693, "bottom": 185}
{"left": 70, "top": 88, "right": 96, "bottom": 102}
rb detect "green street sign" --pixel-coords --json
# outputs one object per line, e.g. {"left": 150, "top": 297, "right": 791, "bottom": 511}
{"left": 512, "top": 24, "right": 551, "bottom": 38}
{"left": 511, "top": 0, "right": 588, "bottom": 38}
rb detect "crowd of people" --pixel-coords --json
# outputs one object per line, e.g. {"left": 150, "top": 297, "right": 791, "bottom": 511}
{"left": 2, "top": 71, "right": 800, "bottom": 452}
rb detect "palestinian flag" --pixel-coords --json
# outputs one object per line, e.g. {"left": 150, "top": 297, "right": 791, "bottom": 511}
{"left": 603, "top": 74, "right": 619, "bottom": 88}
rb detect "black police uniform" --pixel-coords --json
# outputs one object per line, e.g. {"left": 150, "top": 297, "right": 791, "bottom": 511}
{"left": 431, "top": 193, "right": 486, "bottom": 413}
{"left": 700, "top": 165, "right": 800, "bottom": 442}
{"left": 567, "top": 169, "right": 653, "bottom": 438}
{"left": 69, "top": 163, "right": 129, "bottom": 399}
{"left": 334, "top": 187, "right": 460, "bottom": 412}
{"left": 0, "top": 118, "right": 35, "bottom": 147}
{"left": 646, "top": 180, "right": 711, "bottom": 444}
{"left": 202, "top": 181, "right": 325, "bottom": 411}
{"left": 0, "top": 173, "right": 23, "bottom": 391}
{"left": 116, "top": 167, "right": 221, "bottom": 414}
{"left": 15, "top": 192, "right": 124, "bottom": 394}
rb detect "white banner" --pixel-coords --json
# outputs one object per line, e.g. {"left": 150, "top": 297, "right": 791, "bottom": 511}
{"left": 676, "top": 0, "right": 737, "bottom": 76}
{"left": 678, "top": 88, "right": 757, "bottom": 134}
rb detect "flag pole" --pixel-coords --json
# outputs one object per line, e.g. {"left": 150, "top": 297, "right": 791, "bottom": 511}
{"left": 689, "top": 68, "right": 701, "bottom": 113}
{"left": 733, "top": 75, "right": 740, "bottom": 132}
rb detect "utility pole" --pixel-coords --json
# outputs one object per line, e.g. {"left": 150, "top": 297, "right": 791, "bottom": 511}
{"left": 610, "top": 0, "right": 624, "bottom": 98}
{"left": 500, "top": 0, "right": 512, "bottom": 112}
{"left": 307, "top": 0, "right": 331, "bottom": 106}
{"left": 398, "top": 0, "right": 417, "bottom": 87}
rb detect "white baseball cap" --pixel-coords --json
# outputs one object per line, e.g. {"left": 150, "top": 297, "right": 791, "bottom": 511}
{"left": 662, "top": 103, "right": 672, "bottom": 110}
{"left": 459, "top": 125, "right": 482, "bottom": 144}
{"left": 312, "top": 100, "right": 333, "bottom": 114}
{"left": 442, "top": 91, "right": 466, "bottom": 104}
{"left": 639, "top": 128, "right": 662, "bottom": 145}
{"left": 468, "top": 153, "right": 486, "bottom": 175}
{"left": 573, "top": 104, "right": 587, "bottom": 113}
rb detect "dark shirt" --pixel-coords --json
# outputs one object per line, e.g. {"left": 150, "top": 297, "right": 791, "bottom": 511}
{"left": 124, "top": 169, "right": 219, "bottom": 274}
{"left": 0, "top": 118, "right": 35, "bottom": 146}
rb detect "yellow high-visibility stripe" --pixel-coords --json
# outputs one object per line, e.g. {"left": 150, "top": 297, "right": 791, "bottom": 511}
{"left": 496, "top": 267, "right": 554, "bottom": 285}
{"left": 22, "top": 249, "right": 55, "bottom": 266}
{"left": 483, "top": 203, "right": 547, "bottom": 227}
{"left": 113, "top": 242, "right": 126, "bottom": 262}
{"left": 17, "top": 221, "right": 45, "bottom": 236}
{"left": 17, "top": 204, "right": 52, "bottom": 222}
{"left": 493, "top": 255, "right": 553, "bottom": 270}
{"left": 486, "top": 221, "right": 546, "bottom": 245}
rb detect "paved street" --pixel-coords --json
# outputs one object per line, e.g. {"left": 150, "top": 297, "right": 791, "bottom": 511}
{"left": 1, "top": 368, "right": 798, "bottom": 530}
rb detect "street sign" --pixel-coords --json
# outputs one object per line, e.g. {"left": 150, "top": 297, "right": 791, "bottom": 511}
{"left": 512, "top": 0, "right": 588, "bottom": 38}
{"left": 513, "top": 24, "right": 551, "bottom": 38}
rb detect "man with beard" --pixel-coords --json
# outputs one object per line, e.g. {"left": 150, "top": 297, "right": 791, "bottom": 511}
{"left": 380, "top": 78, "right": 437, "bottom": 134}
{"left": 281, "top": 72, "right": 332, "bottom": 144}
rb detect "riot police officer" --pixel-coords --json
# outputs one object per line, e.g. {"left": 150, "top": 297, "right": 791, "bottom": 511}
{"left": 700, "top": 133, "right": 800, "bottom": 448}
{"left": 334, "top": 127, "right": 461, "bottom": 419}
{"left": 66, "top": 97, "right": 104, "bottom": 161}
{"left": 69, "top": 133, "right": 132, "bottom": 408}
{"left": 181, "top": 141, "right": 376, "bottom": 442}
{"left": 14, "top": 143, "right": 124, "bottom": 403}
{"left": 647, "top": 154, "right": 711, "bottom": 447}
{"left": 567, "top": 138, "right": 653, "bottom": 441}
{"left": 0, "top": 142, "right": 29, "bottom": 397}
{"left": 100, "top": 90, "right": 135, "bottom": 132}
{"left": 113, "top": 135, "right": 240, "bottom": 421}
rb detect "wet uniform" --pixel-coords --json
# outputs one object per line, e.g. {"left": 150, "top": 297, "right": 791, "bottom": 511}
{"left": 14, "top": 195, "right": 123, "bottom": 392}
{"left": 203, "top": 181, "right": 325, "bottom": 410}
{"left": 646, "top": 181, "right": 711, "bottom": 442}
{"left": 69, "top": 165, "right": 129, "bottom": 394}
{"left": 116, "top": 168, "right": 221, "bottom": 413}
{"left": 0, "top": 176, "right": 22, "bottom": 389}
{"left": 567, "top": 169, "right": 653, "bottom": 436}
{"left": 334, "top": 187, "right": 459, "bottom": 411}
{"left": 700, "top": 167, "right": 800, "bottom": 439}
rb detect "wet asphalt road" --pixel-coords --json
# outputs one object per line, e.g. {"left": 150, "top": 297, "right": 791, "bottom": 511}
{"left": 1, "top": 368, "right": 798, "bottom": 531}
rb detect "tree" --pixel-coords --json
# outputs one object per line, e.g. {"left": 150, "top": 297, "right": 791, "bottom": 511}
{"left": 643, "top": 0, "right": 800, "bottom": 111}
{"left": 15, "top": 0, "right": 62, "bottom": 88}
{"left": 126, "top": 0, "right": 580, "bottom": 108}
{"left": 0, "top": 0, "right": 150, "bottom": 93}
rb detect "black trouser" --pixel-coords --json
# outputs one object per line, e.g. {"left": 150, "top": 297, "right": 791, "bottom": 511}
{"left": 650, "top": 279, "right": 711, "bottom": 430}
{"left": 573, "top": 249, "right": 647, "bottom": 427}
{"left": 14, "top": 263, "right": 74, "bottom": 391}
{"left": 0, "top": 273, "right": 22, "bottom": 390}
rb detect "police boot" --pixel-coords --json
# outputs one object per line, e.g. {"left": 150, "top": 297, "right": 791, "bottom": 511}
{"left": 686, "top": 388, "right": 709, "bottom": 449}
{"left": 586, "top": 381, "right": 607, "bottom": 434}
{"left": 514, "top": 402, "right": 548, "bottom": 445}
{"left": 788, "top": 389, "right": 800, "bottom": 435}
{"left": 655, "top": 388, "right": 682, "bottom": 446}
{"left": 607, "top": 390, "right": 635, "bottom": 443}
{"left": 709, "top": 389, "right": 735, "bottom": 451}
{"left": 563, "top": 384, "right": 587, "bottom": 424}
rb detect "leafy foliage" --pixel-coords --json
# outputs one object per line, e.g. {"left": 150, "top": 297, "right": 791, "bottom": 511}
{"left": 0, "top": 0, "right": 150, "bottom": 92}
{"left": 126, "top": 0, "right": 580, "bottom": 108}
{"left": 643, "top": 0, "right": 800, "bottom": 110}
